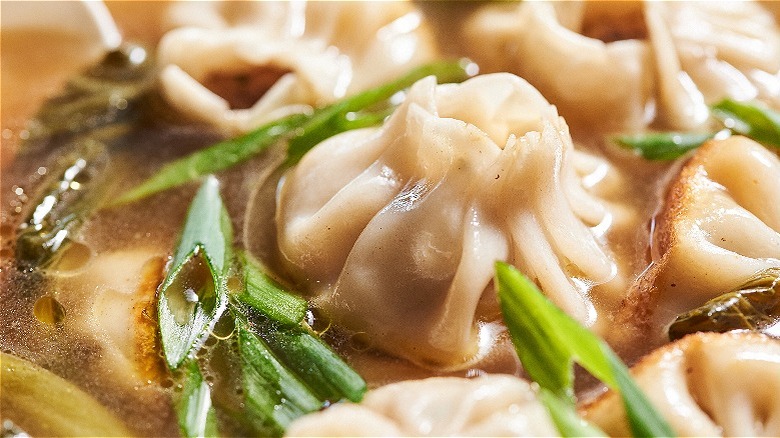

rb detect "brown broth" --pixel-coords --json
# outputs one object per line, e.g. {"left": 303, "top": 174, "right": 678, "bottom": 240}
{"left": 1, "top": 2, "right": 751, "bottom": 435}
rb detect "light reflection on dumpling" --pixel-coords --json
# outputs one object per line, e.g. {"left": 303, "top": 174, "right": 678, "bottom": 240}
{"left": 275, "top": 73, "right": 622, "bottom": 368}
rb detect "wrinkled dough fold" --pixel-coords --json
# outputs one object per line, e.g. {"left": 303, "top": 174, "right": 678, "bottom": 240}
{"left": 276, "top": 73, "right": 619, "bottom": 368}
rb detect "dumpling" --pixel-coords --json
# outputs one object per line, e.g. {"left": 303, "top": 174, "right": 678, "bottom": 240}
{"left": 275, "top": 73, "right": 620, "bottom": 368}
{"left": 51, "top": 248, "right": 166, "bottom": 384}
{"left": 583, "top": 332, "right": 780, "bottom": 436}
{"left": 285, "top": 375, "right": 558, "bottom": 437}
{"left": 613, "top": 136, "right": 780, "bottom": 350}
{"left": 157, "top": 2, "right": 437, "bottom": 134}
{"left": 464, "top": 1, "right": 780, "bottom": 131}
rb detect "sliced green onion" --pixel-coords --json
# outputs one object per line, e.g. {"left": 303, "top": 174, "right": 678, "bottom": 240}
{"left": 233, "top": 252, "right": 308, "bottom": 327}
{"left": 538, "top": 389, "right": 606, "bottom": 437}
{"left": 115, "top": 59, "right": 475, "bottom": 205}
{"left": 16, "top": 139, "right": 110, "bottom": 268}
{"left": 711, "top": 98, "right": 780, "bottom": 148}
{"left": 174, "top": 360, "right": 218, "bottom": 438}
{"left": 158, "top": 176, "right": 232, "bottom": 369}
{"left": 236, "top": 320, "right": 322, "bottom": 437}
{"left": 613, "top": 132, "right": 715, "bottom": 160}
{"left": 113, "top": 113, "right": 308, "bottom": 205}
{"left": 256, "top": 322, "right": 367, "bottom": 403}
{"left": 495, "top": 261, "right": 674, "bottom": 437}
{"left": 0, "top": 352, "right": 133, "bottom": 436}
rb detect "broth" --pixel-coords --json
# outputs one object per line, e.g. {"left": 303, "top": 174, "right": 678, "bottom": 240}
{"left": 2, "top": 2, "right": 779, "bottom": 436}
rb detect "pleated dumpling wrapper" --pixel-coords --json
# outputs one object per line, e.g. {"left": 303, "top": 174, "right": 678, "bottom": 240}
{"left": 614, "top": 136, "right": 780, "bottom": 349}
{"left": 584, "top": 332, "right": 780, "bottom": 436}
{"left": 276, "top": 73, "right": 621, "bottom": 368}
{"left": 465, "top": 1, "right": 780, "bottom": 132}
{"left": 285, "top": 375, "right": 558, "bottom": 437}
{"left": 157, "top": 2, "right": 437, "bottom": 134}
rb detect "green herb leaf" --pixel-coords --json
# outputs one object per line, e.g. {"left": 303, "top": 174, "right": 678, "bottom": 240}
{"left": 711, "top": 99, "right": 780, "bottom": 148}
{"left": 233, "top": 252, "right": 308, "bottom": 327}
{"left": 174, "top": 360, "right": 218, "bottom": 438}
{"left": 613, "top": 132, "right": 715, "bottom": 160}
{"left": 257, "top": 322, "right": 367, "bottom": 403}
{"left": 495, "top": 261, "right": 674, "bottom": 437}
{"left": 1, "top": 352, "right": 133, "bottom": 436}
{"left": 158, "top": 176, "right": 233, "bottom": 369}
{"left": 668, "top": 268, "right": 780, "bottom": 341}
{"left": 538, "top": 389, "right": 606, "bottom": 437}
{"left": 236, "top": 320, "right": 322, "bottom": 437}
{"left": 115, "top": 59, "right": 475, "bottom": 204}
{"left": 16, "top": 139, "right": 110, "bottom": 268}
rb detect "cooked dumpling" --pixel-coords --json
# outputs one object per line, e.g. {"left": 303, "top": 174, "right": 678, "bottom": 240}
{"left": 275, "top": 73, "right": 619, "bottom": 368}
{"left": 614, "top": 136, "right": 780, "bottom": 348}
{"left": 285, "top": 375, "right": 558, "bottom": 437}
{"left": 157, "top": 2, "right": 436, "bottom": 134}
{"left": 51, "top": 248, "right": 166, "bottom": 384}
{"left": 584, "top": 332, "right": 780, "bottom": 436}
{"left": 464, "top": 1, "right": 780, "bottom": 131}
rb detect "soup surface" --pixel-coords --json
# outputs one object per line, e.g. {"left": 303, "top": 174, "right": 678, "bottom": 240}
{"left": 2, "top": 2, "right": 779, "bottom": 437}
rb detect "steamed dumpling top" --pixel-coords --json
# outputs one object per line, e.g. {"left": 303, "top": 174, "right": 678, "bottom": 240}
{"left": 285, "top": 375, "right": 558, "bottom": 437}
{"left": 275, "top": 73, "right": 621, "bottom": 368}
{"left": 157, "top": 2, "right": 437, "bottom": 134}
{"left": 584, "top": 331, "right": 780, "bottom": 437}
{"left": 464, "top": 0, "right": 780, "bottom": 131}
{"left": 614, "top": 136, "right": 780, "bottom": 349}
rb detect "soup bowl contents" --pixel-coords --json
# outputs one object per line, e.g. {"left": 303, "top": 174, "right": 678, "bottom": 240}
{"left": 1, "top": 1, "right": 779, "bottom": 437}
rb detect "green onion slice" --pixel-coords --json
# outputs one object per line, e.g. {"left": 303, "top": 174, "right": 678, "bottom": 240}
{"left": 495, "top": 261, "right": 674, "bottom": 437}
{"left": 158, "top": 176, "right": 233, "bottom": 369}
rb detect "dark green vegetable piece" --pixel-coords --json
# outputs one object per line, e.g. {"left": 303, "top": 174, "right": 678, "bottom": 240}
{"left": 613, "top": 132, "right": 716, "bottom": 160}
{"left": 668, "top": 268, "right": 780, "bottom": 341}
{"left": 495, "top": 261, "right": 674, "bottom": 438}
{"left": 16, "top": 140, "right": 110, "bottom": 267}
{"left": 711, "top": 99, "right": 780, "bottom": 148}
{"left": 236, "top": 320, "right": 322, "bottom": 437}
{"left": 115, "top": 59, "right": 475, "bottom": 205}
{"left": 256, "top": 322, "right": 367, "bottom": 403}
{"left": 174, "top": 360, "right": 218, "bottom": 438}
{"left": 27, "top": 43, "right": 154, "bottom": 142}
{"left": 158, "top": 176, "right": 233, "bottom": 369}
{"left": 233, "top": 252, "right": 308, "bottom": 327}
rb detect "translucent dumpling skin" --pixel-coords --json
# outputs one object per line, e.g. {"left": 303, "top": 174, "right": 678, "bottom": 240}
{"left": 584, "top": 332, "right": 780, "bottom": 437}
{"left": 285, "top": 375, "right": 558, "bottom": 437}
{"left": 614, "top": 136, "right": 780, "bottom": 349}
{"left": 465, "top": 1, "right": 780, "bottom": 131}
{"left": 157, "top": 2, "right": 436, "bottom": 134}
{"left": 276, "top": 73, "right": 618, "bottom": 368}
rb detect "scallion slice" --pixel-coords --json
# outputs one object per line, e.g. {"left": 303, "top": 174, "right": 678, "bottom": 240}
{"left": 495, "top": 261, "right": 674, "bottom": 437}
{"left": 158, "top": 176, "right": 232, "bottom": 369}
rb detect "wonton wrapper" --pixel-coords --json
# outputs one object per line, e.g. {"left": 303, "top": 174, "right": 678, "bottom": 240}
{"left": 276, "top": 73, "right": 618, "bottom": 368}
{"left": 584, "top": 332, "right": 780, "bottom": 436}
{"left": 465, "top": 1, "right": 780, "bottom": 131}
{"left": 615, "top": 136, "right": 780, "bottom": 348}
{"left": 53, "top": 248, "right": 166, "bottom": 384}
{"left": 285, "top": 375, "right": 558, "bottom": 437}
{"left": 158, "top": 2, "right": 436, "bottom": 134}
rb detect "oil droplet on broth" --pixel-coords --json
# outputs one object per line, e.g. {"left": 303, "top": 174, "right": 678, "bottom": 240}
{"left": 164, "top": 252, "right": 216, "bottom": 326}
{"left": 50, "top": 241, "right": 92, "bottom": 273}
{"left": 33, "top": 295, "right": 66, "bottom": 325}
